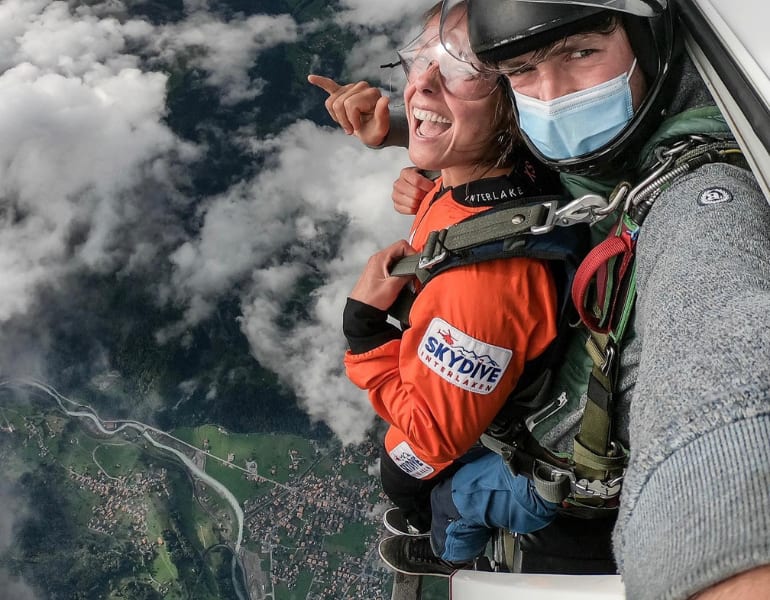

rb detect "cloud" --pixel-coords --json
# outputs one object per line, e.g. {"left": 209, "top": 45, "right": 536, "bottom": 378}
{"left": 0, "top": 481, "right": 38, "bottom": 600}
{"left": 334, "top": 0, "right": 432, "bottom": 29}
{"left": 147, "top": 12, "right": 299, "bottom": 105}
{"left": 5, "top": 1, "right": 143, "bottom": 76}
{"left": 0, "top": 1, "right": 198, "bottom": 323}
{"left": 0, "top": 0, "right": 299, "bottom": 324}
{"left": 0, "top": 575, "right": 38, "bottom": 600}
{"left": 164, "top": 120, "right": 412, "bottom": 443}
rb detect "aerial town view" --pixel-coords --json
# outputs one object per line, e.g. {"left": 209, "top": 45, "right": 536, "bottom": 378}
{"left": 0, "top": 380, "right": 456, "bottom": 600}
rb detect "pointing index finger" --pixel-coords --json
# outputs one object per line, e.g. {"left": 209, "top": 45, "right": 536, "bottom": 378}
{"left": 307, "top": 74, "right": 340, "bottom": 96}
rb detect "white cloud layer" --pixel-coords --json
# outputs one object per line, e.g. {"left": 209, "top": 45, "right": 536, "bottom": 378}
{"left": 0, "top": 0, "right": 418, "bottom": 446}
{"left": 335, "top": 0, "right": 432, "bottom": 29}
{"left": 166, "top": 121, "right": 411, "bottom": 442}
{"left": 0, "top": 1, "right": 196, "bottom": 321}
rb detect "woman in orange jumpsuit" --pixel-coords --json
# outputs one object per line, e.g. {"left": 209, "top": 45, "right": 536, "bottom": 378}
{"left": 333, "top": 3, "right": 562, "bottom": 539}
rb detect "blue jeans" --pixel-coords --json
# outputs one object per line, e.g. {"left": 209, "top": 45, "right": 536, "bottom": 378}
{"left": 430, "top": 452, "right": 559, "bottom": 562}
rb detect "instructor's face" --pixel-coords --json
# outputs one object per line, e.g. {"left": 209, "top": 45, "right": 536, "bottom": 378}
{"left": 501, "top": 25, "right": 647, "bottom": 109}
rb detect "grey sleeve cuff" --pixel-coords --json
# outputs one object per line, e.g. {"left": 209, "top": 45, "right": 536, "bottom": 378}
{"left": 615, "top": 415, "right": 770, "bottom": 600}
{"left": 367, "top": 109, "right": 409, "bottom": 149}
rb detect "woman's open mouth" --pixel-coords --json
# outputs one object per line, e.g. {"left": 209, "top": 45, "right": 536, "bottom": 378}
{"left": 413, "top": 107, "right": 452, "bottom": 138}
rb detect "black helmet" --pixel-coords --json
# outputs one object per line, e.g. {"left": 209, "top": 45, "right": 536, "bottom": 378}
{"left": 441, "top": 0, "right": 677, "bottom": 176}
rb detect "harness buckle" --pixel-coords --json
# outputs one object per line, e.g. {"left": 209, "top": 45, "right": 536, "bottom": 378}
{"left": 601, "top": 344, "right": 616, "bottom": 376}
{"left": 572, "top": 473, "right": 624, "bottom": 500}
{"left": 417, "top": 251, "right": 448, "bottom": 270}
{"left": 417, "top": 229, "right": 449, "bottom": 269}
{"left": 531, "top": 195, "right": 610, "bottom": 235}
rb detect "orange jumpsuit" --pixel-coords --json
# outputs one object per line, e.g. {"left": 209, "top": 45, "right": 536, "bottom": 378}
{"left": 344, "top": 165, "right": 559, "bottom": 479}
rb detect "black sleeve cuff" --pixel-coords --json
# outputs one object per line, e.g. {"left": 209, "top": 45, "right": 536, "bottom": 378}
{"left": 343, "top": 298, "right": 402, "bottom": 354}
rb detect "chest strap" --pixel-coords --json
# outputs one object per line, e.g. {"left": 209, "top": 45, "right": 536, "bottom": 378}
{"left": 390, "top": 198, "right": 557, "bottom": 282}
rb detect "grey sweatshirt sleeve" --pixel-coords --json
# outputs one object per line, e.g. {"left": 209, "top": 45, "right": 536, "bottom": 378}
{"left": 369, "top": 106, "right": 409, "bottom": 149}
{"left": 613, "top": 162, "right": 770, "bottom": 599}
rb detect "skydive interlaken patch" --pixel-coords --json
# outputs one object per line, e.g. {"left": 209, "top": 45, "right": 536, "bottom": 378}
{"left": 389, "top": 441, "right": 435, "bottom": 479}
{"left": 418, "top": 317, "right": 513, "bottom": 394}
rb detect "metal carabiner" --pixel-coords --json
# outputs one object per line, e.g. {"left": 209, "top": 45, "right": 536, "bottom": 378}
{"left": 556, "top": 194, "right": 609, "bottom": 225}
{"left": 572, "top": 476, "right": 623, "bottom": 499}
{"left": 530, "top": 194, "right": 609, "bottom": 234}
{"left": 594, "top": 182, "right": 630, "bottom": 217}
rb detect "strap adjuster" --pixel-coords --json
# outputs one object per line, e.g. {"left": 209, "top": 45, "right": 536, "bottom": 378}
{"left": 417, "top": 229, "right": 448, "bottom": 270}
{"left": 586, "top": 335, "right": 617, "bottom": 375}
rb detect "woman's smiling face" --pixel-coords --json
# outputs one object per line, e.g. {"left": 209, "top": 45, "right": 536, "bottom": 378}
{"left": 403, "top": 13, "right": 503, "bottom": 187}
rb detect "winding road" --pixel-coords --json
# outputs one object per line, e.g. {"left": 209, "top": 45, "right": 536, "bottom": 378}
{"left": 0, "top": 377, "right": 251, "bottom": 600}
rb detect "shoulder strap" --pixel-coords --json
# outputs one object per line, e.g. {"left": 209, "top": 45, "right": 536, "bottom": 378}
{"left": 387, "top": 197, "right": 588, "bottom": 326}
{"left": 390, "top": 197, "right": 561, "bottom": 282}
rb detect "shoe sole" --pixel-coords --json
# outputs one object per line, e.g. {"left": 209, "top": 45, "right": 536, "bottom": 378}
{"left": 383, "top": 509, "right": 430, "bottom": 537}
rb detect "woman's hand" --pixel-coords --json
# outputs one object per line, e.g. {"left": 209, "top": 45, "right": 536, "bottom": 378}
{"left": 308, "top": 74, "right": 391, "bottom": 146}
{"left": 350, "top": 240, "right": 416, "bottom": 310}
{"left": 392, "top": 167, "right": 435, "bottom": 215}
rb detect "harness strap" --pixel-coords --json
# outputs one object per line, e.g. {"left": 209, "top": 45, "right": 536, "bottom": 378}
{"left": 493, "top": 137, "right": 743, "bottom": 503}
{"left": 572, "top": 215, "right": 638, "bottom": 335}
{"left": 390, "top": 199, "right": 558, "bottom": 282}
{"left": 572, "top": 437, "right": 627, "bottom": 473}
{"left": 571, "top": 215, "right": 639, "bottom": 484}
{"left": 480, "top": 431, "right": 573, "bottom": 504}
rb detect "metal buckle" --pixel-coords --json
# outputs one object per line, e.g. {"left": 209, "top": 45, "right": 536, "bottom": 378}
{"left": 624, "top": 134, "right": 713, "bottom": 213}
{"left": 601, "top": 344, "right": 616, "bottom": 376}
{"left": 533, "top": 461, "right": 625, "bottom": 501}
{"left": 530, "top": 194, "right": 610, "bottom": 234}
{"left": 524, "top": 392, "right": 568, "bottom": 430}
{"left": 572, "top": 474, "right": 624, "bottom": 500}
{"left": 417, "top": 229, "right": 448, "bottom": 270}
{"left": 417, "top": 251, "right": 447, "bottom": 270}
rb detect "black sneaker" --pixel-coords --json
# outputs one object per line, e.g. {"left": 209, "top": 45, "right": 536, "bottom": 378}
{"left": 378, "top": 535, "right": 471, "bottom": 578}
{"left": 383, "top": 508, "right": 429, "bottom": 537}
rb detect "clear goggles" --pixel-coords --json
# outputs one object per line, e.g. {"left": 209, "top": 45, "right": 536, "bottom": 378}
{"left": 395, "top": 27, "right": 499, "bottom": 101}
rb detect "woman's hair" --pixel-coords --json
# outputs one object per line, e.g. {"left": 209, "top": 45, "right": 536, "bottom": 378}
{"left": 423, "top": 2, "right": 443, "bottom": 23}
{"left": 479, "top": 82, "right": 519, "bottom": 170}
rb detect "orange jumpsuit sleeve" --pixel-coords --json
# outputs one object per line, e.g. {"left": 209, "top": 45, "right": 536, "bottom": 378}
{"left": 344, "top": 257, "right": 557, "bottom": 478}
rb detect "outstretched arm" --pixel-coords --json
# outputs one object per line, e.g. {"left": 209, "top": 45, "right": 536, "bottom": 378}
{"left": 614, "top": 162, "right": 770, "bottom": 600}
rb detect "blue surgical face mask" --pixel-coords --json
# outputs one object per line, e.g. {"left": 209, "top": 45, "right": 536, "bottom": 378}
{"left": 513, "top": 60, "right": 637, "bottom": 160}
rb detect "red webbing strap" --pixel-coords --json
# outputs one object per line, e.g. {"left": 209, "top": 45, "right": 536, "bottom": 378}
{"left": 570, "top": 216, "right": 639, "bottom": 488}
{"left": 572, "top": 220, "right": 636, "bottom": 334}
